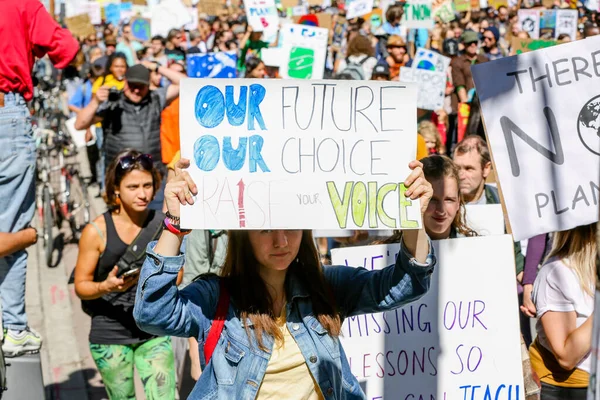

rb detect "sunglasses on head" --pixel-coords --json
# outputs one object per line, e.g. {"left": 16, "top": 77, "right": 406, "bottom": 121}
{"left": 117, "top": 154, "right": 153, "bottom": 174}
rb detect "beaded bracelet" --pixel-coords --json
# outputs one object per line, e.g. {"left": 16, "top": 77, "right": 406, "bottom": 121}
{"left": 165, "top": 211, "right": 180, "bottom": 224}
{"left": 163, "top": 217, "right": 191, "bottom": 236}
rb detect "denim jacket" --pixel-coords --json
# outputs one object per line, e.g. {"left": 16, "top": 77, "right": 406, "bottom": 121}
{"left": 134, "top": 240, "right": 436, "bottom": 399}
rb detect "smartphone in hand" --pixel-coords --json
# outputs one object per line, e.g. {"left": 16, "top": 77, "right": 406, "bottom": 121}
{"left": 119, "top": 268, "right": 140, "bottom": 280}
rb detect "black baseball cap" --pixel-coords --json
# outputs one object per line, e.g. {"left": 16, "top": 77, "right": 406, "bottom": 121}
{"left": 125, "top": 64, "right": 150, "bottom": 86}
{"left": 372, "top": 63, "right": 390, "bottom": 78}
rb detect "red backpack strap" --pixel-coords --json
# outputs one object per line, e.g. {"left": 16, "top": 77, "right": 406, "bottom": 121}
{"left": 204, "top": 279, "right": 230, "bottom": 364}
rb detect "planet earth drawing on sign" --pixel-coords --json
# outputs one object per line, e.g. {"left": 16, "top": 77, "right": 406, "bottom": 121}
{"left": 577, "top": 95, "right": 600, "bottom": 156}
{"left": 288, "top": 47, "right": 314, "bottom": 79}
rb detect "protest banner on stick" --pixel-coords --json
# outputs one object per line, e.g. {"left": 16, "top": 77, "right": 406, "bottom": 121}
{"left": 179, "top": 79, "right": 421, "bottom": 230}
{"left": 472, "top": 36, "right": 600, "bottom": 240}
{"left": 331, "top": 236, "right": 525, "bottom": 400}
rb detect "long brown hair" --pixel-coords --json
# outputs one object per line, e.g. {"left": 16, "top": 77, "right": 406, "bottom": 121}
{"left": 546, "top": 224, "right": 597, "bottom": 297}
{"left": 220, "top": 230, "right": 341, "bottom": 349}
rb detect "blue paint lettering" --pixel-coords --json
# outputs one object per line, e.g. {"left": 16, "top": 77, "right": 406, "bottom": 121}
{"left": 195, "top": 84, "right": 266, "bottom": 130}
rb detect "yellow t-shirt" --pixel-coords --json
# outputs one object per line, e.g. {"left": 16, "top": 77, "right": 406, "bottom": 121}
{"left": 92, "top": 74, "right": 126, "bottom": 95}
{"left": 257, "top": 308, "right": 325, "bottom": 399}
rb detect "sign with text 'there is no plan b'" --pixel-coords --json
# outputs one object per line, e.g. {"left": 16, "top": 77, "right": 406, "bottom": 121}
{"left": 472, "top": 36, "right": 600, "bottom": 241}
{"left": 179, "top": 79, "right": 420, "bottom": 230}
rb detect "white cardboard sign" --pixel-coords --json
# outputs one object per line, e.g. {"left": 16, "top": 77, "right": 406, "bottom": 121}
{"left": 518, "top": 9, "right": 540, "bottom": 39}
{"left": 464, "top": 204, "right": 505, "bottom": 236}
{"left": 399, "top": 67, "right": 445, "bottom": 111}
{"left": 345, "top": 0, "right": 375, "bottom": 19}
{"left": 555, "top": 10, "right": 577, "bottom": 41}
{"left": 279, "top": 24, "right": 328, "bottom": 80}
{"left": 402, "top": 0, "right": 434, "bottom": 29}
{"left": 413, "top": 48, "right": 450, "bottom": 73}
{"left": 331, "top": 236, "right": 525, "bottom": 400}
{"left": 179, "top": 79, "right": 421, "bottom": 230}
{"left": 246, "top": 0, "right": 279, "bottom": 32}
{"left": 472, "top": 37, "right": 600, "bottom": 241}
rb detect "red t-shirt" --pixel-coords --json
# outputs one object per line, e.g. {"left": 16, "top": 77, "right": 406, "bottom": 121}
{"left": 0, "top": 0, "right": 79, "bottom": 100}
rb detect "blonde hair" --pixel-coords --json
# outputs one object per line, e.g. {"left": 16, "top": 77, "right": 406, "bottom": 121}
{"left": 418, "top": 121, "right": 445, "bottom": 155}
{"left": 546, "top": 224, "right": 597, "bottom": 297}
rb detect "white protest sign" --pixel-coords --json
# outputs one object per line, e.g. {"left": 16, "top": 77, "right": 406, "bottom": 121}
{"left": 260, "top": 48, "right": 283, "bottom": 67}
{"left": 70, "top": 2, "right": 102, "bottom": 25}
{"left": 291, "top": 5, "right": 309, "bottom": 16}
{"left": 280, "top": 24, "right": 328, "bottom": 80}
{"left": 471, "top": 37, "right": 600, "bottom": 241}
{"left": 518, "top": 9, "right": 540, "bottom": 39}
{"left": 246, "top": 0, "right": 279, "bottom": 32}
{"left": 345, "top": 0, "right": 375, "bottom": 19}
{"left": 150, "top": 0, "right": 192, "bottom": 36}
{"left": 464, "top": 204, "right": 505, "bottom": 236}
{"left": 403, "top": 0, "right": 434, "bottom": 29}
{"left": 331, "top": 236, "right": 524, "bottom": 400}
{"left": 413, "top": 47, "right": 450, "bottom": 73}
{"left": 555, "top": 9, "right": 577, "bottom": 40}
{"left": 399, "top": 67, "right": 445, "bottom": 111}
{"left": 179, "top": 79, "right": 421, "bottom": 230}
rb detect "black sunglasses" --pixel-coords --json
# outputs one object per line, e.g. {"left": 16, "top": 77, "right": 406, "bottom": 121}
{"left": 117, "top": 154, "right": 153, "bottom": 174}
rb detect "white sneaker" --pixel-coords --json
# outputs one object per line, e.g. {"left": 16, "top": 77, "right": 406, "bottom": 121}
{"left": 2, "top": 327, "right": 42, "bottom": 358}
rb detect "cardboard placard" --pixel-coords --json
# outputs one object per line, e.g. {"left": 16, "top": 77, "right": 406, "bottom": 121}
{"left": 345, "top": 0, "right": 375, "bottom": 19}
{"left": 198, "top": 0, "right": 225, "bottom": 15}
{"left": 433, "top": 0, "right": 456, "bottom": 22}
{"left": 279, "top": 24, "right": 328, "bottom": 80}
{"left": 399, "top": 67, "right": 446, "bottom": 111}
{"left": 454, "top": 0, "right": 471, "bottom": 12}
{"left": 403, "top": 0, "right": 434, "bottom": 29}
{"left": 186, "top": 51, "right": 238, "bottom": 78}
{"left": 510, "top": 37, "right": 556, "bottom": 54}
{"left": 246, "top": 0, "right": 279, "bottom": 31}
{"left": 331, "top": 236, "right": 525, "bottom": 400}
{"left": 472, "top": 36, "right": 600, "bottom": 240}
{"left": 413, "top": 47, "right": 451, "bottom": 72}
{"left": 130, "top": 17, "right": 151, "bottom": 42}
{"left": 65, "top": 14, "right": 96, "bottom": 37}
{"left": 518, "top": 9, "right": 540, "bottom": 39}
{"left": 179, "top": 79, "right": 420, "bottom": 230}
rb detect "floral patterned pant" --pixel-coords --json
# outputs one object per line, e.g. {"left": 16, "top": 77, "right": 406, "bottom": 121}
{"left": 89, "top": 336, "right": 176, "bottom": 400}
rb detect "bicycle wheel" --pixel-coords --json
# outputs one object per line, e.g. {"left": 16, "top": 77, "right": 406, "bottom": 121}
{"left": 68, "top": 172, "right": 91, "bottom": 241}
{"left": 42, "top": 185, "right": 54, "bottom": 268}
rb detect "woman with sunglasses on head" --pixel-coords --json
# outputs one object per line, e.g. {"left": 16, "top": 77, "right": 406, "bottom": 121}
{"left": 133, "top": 158, "right": 435, "bottom": 399}
{"left": 74, "top": 149, "right": 178, "bottom": 399}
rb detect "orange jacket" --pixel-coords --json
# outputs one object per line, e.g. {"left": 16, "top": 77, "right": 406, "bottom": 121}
{"left": 160, "top": 97, "right": 180, "bottom": 164}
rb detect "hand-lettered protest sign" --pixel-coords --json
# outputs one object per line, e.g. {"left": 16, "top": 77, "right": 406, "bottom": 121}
{"left": 511, "top": 37, "right": 556, "bottom": 54}
{"left": 345, "top": 0, "right": 375, "bottom": 19}
{"left": 104, "top": 3, "right": 122, "bottom": 26}
{"left": 72, "top": 2, "right": 102, "bottom": 25}
{"left": 403, "top": 0, "right": 434, "bottom": 29}
{"left": 539, "top": 10, "right": 557, "bottom": 39}
{"left": 198, "top": 0, "right": 224, "bottom": 15}
{"left": 179, "top": 79, "right": 420, "bottom": 230}
{"left": 331, "top": 236, "right": 525, "bottom": 400}
{"left": 246, "top": 0, "right": 279, "bottom": 32}
{"left": 130, "top": 17, "right": 151, "bottom": 42}
{"left": 399, "top": 67, "right": 445, "bottom": 111}
{"left": 65, "top": 14, "right": 96, "bottom": 38}
{"left": 413, "top": 48, "right": 450, "bottom": 72}
{"left": 453, "top": 0, "right": 470, "bottom": 12}
{"left": 472, "top": 36, "right": 600, "bottom": 241}
{"left": 433, "top": 0, "right": 456, "bottom": 22}
{"left": 150, "top": 0, "right": 192, "bottom": 37}
{"left": 120, "top": 2, "right": 134, "bottom": 20}
{"left": 186, "top": 52, "right": 238, "bottom": 78}
{"left": 280, "top": 24, "right": 328, "bottom": 80}
{"left": 518, "top": 9, "right": 540, "bottom": 39}
{"left": 555, "top": 9, "right": 578, "bottom": 40}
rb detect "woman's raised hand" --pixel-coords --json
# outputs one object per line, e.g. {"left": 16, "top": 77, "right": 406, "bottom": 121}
{"left": 165, "top": 158, "right": 198, "bottom": 218}
{"left": 404, "top": 160, "right": 433, "bottom": 218}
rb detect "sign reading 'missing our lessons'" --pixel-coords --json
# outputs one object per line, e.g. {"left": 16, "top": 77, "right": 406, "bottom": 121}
{"left": 179, "top": 79, "right": 420, "bottom": 230}
{"left": 331, "top": 236, "right": 525, "bottom": 400}
{"left": 472, "top": 37, "right": 600, "bottom": 241}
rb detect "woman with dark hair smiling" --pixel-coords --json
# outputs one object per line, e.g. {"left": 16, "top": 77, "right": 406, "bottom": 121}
{"left": 134, "top": 158, "right": 435, "bottom": 399}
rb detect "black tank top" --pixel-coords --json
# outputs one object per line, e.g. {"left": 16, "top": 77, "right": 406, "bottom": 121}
{"left": 88, "top": 211, "right": 155, "bottom": 345}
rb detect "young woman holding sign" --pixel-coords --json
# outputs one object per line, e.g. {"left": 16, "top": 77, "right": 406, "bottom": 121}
{"left": 529, "top": 224, "right": 596, "bottom": 400}
{"left": 381, "top": 155, "right": 476, "bottom": 243}
{"left": 133, "top": 158, "right": 435, "bottom": 399}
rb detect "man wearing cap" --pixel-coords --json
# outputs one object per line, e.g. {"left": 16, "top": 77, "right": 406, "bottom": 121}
{"left": 75, "top": 63, "right": 186, "bottom": 177}
{"left": 450, "top": 31, "right": 488, "bottom": 137}
{"left": 0, "top": 0, "right": 78, "bottom": 357}
{"left": 371, "top": 63, "right": 391, "bottom": 81}
{"left": 481, "top": 26, "right": 505, "bottom": 61}
{"left": 385, "top": 35, "right": 409, "bottom": 80}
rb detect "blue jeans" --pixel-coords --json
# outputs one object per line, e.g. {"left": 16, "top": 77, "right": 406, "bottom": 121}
{"left": 0, "top": 93, "right": 36, "bottom": 330}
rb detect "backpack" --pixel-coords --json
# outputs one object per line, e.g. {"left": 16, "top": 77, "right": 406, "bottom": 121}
{"left": 336, "top": 56, "right": 369, "bottom": 80}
